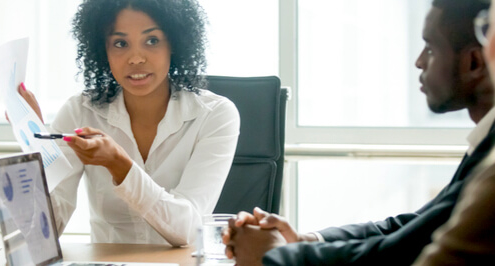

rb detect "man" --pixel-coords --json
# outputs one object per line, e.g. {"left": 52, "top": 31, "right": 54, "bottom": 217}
{"left": 223, "top": 0, "right": 494, "bottom": 265}
{"left": 414, "top": 1, "right": 495, "bottom": 264}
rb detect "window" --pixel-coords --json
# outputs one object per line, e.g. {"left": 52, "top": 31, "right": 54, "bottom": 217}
{"left": 283, "top": 0, "right": 469, "bottom": 230}
{"left": 297, "top": 0, "right": 472, "bottom": 128}
{"left": 284, "top": 0, "right": 473, "bottom": 146}
{"left": 296, "top": 158, "right": 458, "bottom": 232}
{"left": 201, "top": 0, "right": 279, "bottom": 77}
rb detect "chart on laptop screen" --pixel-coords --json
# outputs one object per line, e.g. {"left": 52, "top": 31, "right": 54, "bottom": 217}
{"left": 0, "top": 157, "right": 59, "bottom": 265}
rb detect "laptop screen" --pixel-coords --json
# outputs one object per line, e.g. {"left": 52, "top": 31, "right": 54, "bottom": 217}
{"left": 0, "top": 152, "right": 62, "bottom": 265}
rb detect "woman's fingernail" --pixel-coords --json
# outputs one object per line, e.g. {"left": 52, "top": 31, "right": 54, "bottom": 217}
{"left": 74, "top": 128, "right": 83, "bottom": 134}
{"left": 20, "top": 82, "right": 26, "bottom": 91}
{"left": 63, "top": 136, "right": 72, "bottom": 142}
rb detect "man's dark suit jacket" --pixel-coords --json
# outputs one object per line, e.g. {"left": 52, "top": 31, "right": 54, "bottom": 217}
{"left": 263, "top": 125, "right": 495, "bottom": 266}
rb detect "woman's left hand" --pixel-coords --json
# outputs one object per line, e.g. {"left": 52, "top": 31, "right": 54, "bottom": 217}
{"left": 17, "top": 82, "right": 44, "bottom": 123}
{"left": 64, "top": 127, "right": 133, "bottom": 185}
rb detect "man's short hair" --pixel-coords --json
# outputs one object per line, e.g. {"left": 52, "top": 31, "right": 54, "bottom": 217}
{"left": 432, "top": 0, "right": 490, "bottom": 52}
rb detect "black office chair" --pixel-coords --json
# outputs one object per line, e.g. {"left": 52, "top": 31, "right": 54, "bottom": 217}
{"left": 207, "top": 76, "right": 287, "bottom": 214}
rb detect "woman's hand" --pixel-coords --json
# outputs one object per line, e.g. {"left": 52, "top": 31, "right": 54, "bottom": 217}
{"left": 63, "top": 127, "right": 133, "bottom": 185}
{"left": 17, "top": 82, "right": 44, "bottom": 123}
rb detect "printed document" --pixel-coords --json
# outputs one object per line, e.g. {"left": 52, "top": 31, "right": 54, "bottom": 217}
{"left": 0, "top": 38, "right": 72, "bottom": 191}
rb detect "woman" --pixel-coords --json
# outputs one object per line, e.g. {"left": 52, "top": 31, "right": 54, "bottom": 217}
{"left": 19, "top": 0, "right": 239, "bottom": 246}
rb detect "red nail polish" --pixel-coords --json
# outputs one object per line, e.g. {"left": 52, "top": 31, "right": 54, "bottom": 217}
{"left": 74, "top": 128, "right": 83, "bottom": 134}
{"left": 21, "top": 82, "right": 26, "bottom": 91}
{"left": 63, "top": 136, "right": 72, "bottom": 142}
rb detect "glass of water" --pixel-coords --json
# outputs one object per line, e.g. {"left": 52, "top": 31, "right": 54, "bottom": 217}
{"left": 202, "top": 213, "right": 236, "bottom": 261}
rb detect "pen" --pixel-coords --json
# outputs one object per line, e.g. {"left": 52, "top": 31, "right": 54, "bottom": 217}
{"left": 34, "top": 132, "right": 103, "bottom": 139}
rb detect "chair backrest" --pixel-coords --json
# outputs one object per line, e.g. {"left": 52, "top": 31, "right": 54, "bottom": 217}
{"left": 207, "top": 76, "right": 287, "bottom": 214}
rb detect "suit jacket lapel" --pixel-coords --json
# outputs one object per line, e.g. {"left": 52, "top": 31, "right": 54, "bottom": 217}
{"left": 451, "top": 122, "right": 495, "bottom": 183}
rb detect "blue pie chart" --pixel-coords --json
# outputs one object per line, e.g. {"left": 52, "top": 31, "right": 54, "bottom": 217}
{"left": 20, "top": 130, "right": 29, "bottom": 146}
{"left": 28, "top": 121, "right": 41, "bottom": 134}
{"left": 3, "top": 172, "right": 13, "bottom": 201}
{"left": 40, "top": 212, "right": 50, "bottom": 239}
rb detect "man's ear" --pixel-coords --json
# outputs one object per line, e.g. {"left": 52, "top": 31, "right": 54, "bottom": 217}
{"left": 460, "top": 46, "right": 486, "bottom": 79}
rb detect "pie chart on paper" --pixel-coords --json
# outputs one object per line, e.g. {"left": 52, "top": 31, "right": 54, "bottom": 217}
{"left": 40, "top": 211, "right": 50, "bottom": 239}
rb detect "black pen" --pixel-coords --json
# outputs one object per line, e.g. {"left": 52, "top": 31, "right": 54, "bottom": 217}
{"left": 34, "top": 132, "right": 103, "bottom": 139}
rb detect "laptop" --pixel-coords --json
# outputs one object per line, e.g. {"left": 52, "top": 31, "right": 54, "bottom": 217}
{"left": 0, "top": 152, "right": 178, "bottom": 266}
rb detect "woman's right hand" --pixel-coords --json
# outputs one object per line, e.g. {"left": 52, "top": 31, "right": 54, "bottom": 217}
{"left": 17, "top": 82, "right": 44, "bottom": 123}
{"left": 63, "top": 127, "right": 133, "bottom": 185}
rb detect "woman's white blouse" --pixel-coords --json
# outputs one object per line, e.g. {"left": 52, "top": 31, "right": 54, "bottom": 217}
{"left": 49, "top": 89, "right": 240, "bottom": 246}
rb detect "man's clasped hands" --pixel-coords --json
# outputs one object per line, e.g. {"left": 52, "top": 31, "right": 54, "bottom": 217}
{"left": 222, "top": 207, "right": 319, "bottom": 266}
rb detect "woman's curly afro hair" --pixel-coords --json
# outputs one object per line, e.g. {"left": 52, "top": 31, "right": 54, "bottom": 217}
{"left": 72, "top": 0, "right": 208, "bottom": 105}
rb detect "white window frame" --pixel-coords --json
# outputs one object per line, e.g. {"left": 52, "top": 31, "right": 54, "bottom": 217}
{"left": 279, "top": 0, "right": 468, "bottom": 227}
{"left": 280, "top": 0, "right": 471, "bottom": 147}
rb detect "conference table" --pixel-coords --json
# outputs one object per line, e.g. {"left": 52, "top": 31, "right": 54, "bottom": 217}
{"left": 62, "top": 243, "right": 198, "bottom": 265}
